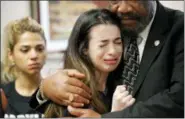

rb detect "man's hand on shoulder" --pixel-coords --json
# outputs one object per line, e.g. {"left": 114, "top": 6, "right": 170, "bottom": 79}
{"left": 42, "top": 69, "right": 92, "bottom": 107}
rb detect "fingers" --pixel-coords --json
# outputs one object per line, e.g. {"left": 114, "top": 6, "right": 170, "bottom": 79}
{"left": 120, "top": 94, "right": 135, "bottom": 109}
{"left": 68, "top": 105, "right": 101, "bottom": 118}
{"left": 67, "top": 105, "right": 84, "bottom": 117}
{"left": 111, "top": 85, "right": 135, "bottom": 112}
{"left": 72, "top": 94, "right": 90, "bottom": 104}
{"left": 63, "top": 69, "right": 85, "bottom": 78}
{"left": 65, "top": 84, "right": 91, "bottom": 99}
{"left": 125, "top": 98, "right": 135, "bottom": 107}
{"left": 121, "top": 95, "right": 133, "bottom": 103}
{"left": 67, "top": 77, "right": 92, "bottom": 95}
{"left": 54, "top": 97, "right": 85, "bottom": 108}
{"left": 114, "top": 85, "right": 127, "bottom": 94}
{"left": 43, "top": 69, "right": 92, "bottom": 107}
{"left": 114, "top": 89, "right": 129, "bottom": 100}
{"left": 55, "top": 91, "right": 90, "bottom": 106}
{"left": 63, "top": 69, "right": 91, "bottom": 94}
{"left": 120, "top": 90, "right": 129, "bottom": 97}
{"left": 70, "top": 102, "right": 84, "bottom": 108}
{"left": 64, "top": 77, "right": 92, "bottom": 105}
{"left": 66, "top": 92, "right": 90, "bottom": 105}
{"left": 63, "top": 69, "right": 91, "bottom": 95}
{"left": 50, "top": 96, "right": 68, "bottom": 106}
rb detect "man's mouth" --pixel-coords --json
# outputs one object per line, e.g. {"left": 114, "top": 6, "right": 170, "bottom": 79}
{"left": 121, "top": 19, "right": 137, "bottom": 26}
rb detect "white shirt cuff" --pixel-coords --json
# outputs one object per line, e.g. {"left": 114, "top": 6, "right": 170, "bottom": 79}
{"left": 36, "top": 90, "right": 48, "bottom": 105}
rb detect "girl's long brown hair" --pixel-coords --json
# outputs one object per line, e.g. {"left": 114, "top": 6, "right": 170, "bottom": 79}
{"left": 44, "top": 9, "right": 122, "bottom": 118}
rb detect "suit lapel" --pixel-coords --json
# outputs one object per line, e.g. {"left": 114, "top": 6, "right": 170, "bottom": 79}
{"left": 132, "top": 2, "right": 170, "bottom": 96}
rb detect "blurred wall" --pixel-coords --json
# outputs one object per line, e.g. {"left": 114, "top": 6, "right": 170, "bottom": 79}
{"left": 1, "top": 1, "right": 31, "bottom": 60}
{"left": 1, "top": 1, "right": 184, "bottom": 60}
{"left": 1, "top": 1, "right": 184, "bottom": 77}
{"left": 160, "top": 1, "right": 184, "bottom": 11}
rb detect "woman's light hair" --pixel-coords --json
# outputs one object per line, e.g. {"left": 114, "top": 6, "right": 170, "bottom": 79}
{"left": 1, "top": 17, "right": 46, "bottom": 84}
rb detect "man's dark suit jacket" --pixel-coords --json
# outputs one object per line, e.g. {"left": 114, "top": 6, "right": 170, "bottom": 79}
{"left": 29, "top": 1, "right": 184, "bottom": 118}
{"left": 103, "top": 1, "right": 184, "bottom": 118}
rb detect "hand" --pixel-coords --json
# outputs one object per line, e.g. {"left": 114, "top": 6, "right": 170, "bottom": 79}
{"left": 111, "top": 85, "right": 135, "bottom": 112}
{"left": 67, "top": 105, "right": 101, "bottom": 118}
{"left": 42, "top": 69, "right": 92, "bottom": 107}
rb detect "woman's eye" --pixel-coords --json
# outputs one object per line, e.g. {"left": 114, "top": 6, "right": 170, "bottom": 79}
{"left": 114, "top": 40, "right": 122, "bottom": 44}
{"left": 20, "top": 49, "right": 28, "bottom": 53}
{"left": 99, "top": 44, "right": 106, "bottom": 48}
{"left": 37, "top": 48, "right": 44, "bottom": 52}
{"left": 36, "top": 46, "right": 45, "bottom": 52}
{"left": 115, "top": 42, "right": 122, "bottom": 44}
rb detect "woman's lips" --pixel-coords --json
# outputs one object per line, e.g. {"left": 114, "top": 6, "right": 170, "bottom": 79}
{"left": 28, "top": 63, "right": 41, "bottom": 69}
{"left": 104, "top": 59, "right": 118, "bottom": 65}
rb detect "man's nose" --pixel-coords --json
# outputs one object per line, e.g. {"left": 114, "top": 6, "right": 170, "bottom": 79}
{"left": 117, "top": 1, "right": 133, "bottom": 14}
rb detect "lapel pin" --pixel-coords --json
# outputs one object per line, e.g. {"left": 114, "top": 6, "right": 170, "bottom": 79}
{"left": 154, "top": 40, "right": 160, "bottom": 46}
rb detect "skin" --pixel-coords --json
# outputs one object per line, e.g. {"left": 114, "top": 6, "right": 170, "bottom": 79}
{"left": 87, "top": 24, "right": 122, "bottom": 74}
{"left": 111, "top": 85, "right": 135, "bottom": 112}
{"left": 87, "top": 24, "right": 122, "bottom": 92}
{"left": 9, "top": 31, "right": 46, "bottom": 96}
{"left": 42, "top": 24, "right": 123, "bottom": 106}
{"left": 110, "top": 0, "right": 153, "bottom": 33}
{"left": 43, "top": 23, "right": 135, "bottom": 117}
{"left": 66, "top": 1, "right": 154, "bottom": 117}
{"left": 9, "top": 32, "right": 46, "bottom": 76}
{"left": 42, "top": 0, "right": 154, "bottom": 117}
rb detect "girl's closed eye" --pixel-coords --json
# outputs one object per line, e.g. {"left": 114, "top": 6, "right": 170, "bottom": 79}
{"left": 36, "top": 46, "right": 45, "bottom": 52}
{"left": 99, "top": 44, "right": 106, "bottom": 48}
{"left": 114, "top": 38, "right": 122, "bottom": 45}
{"left": 115, "top": 41, "right": 122, "bottom": 45}
{"left": 20, "top": 48, "right": 29, "bottom": 53}
{"left": 99, "top": 42, "right": 108, "bottom": 48}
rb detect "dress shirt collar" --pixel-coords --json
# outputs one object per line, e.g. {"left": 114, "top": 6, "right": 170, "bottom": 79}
{"left": 138, "top": 1, "right": 157, "bottom": 44}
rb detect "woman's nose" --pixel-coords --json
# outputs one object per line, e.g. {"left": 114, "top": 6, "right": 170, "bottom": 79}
{"left": 30, "top": 50, "right": 38, "bottom": 60}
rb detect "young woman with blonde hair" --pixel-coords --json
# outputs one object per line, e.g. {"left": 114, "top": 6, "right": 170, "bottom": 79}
{"left": 1, "top": 17, "right": 47, "bottom": 118}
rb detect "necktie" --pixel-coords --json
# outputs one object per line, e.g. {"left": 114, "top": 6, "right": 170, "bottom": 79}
{"left": 122, "top": 37, "right": 140, "bottom": 94}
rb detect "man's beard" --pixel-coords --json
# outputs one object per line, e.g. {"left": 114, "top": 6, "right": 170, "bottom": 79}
{"left": 118, "top": 1, "right": 155, "bottom": 35}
